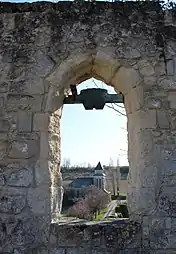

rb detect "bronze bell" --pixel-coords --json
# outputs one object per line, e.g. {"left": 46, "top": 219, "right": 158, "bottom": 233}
{"left": 63, "top": 87, "right": 124, "bottom": 110}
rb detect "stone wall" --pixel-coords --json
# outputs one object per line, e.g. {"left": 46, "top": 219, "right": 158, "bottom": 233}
{"left": 48, "top": 220, "right": 141, "bottom": 254}
{"left": 0, "top": 1, "right": 176, "bottom": 253}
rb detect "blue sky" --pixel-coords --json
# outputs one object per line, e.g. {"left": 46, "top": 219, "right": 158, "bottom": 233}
{"left": 3, "top": 0, "right": 129, "bottom": 166}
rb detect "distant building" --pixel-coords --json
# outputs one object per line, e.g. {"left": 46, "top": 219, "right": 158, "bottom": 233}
{"left": 119, "top": 166, "right": 129, "bottom": 180}
{"left": 62, "top": 163, "right": 129, "bottom": 202}
{"left": 67, "top": 162, "right": 108, "bottom": 201}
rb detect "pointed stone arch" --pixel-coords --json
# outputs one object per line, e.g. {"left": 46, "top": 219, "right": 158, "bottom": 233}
{"left": 42, "top": 48, "right": 145, "bottom": 220}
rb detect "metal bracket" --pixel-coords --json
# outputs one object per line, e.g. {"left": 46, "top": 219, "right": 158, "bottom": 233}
{"left": 63, "top": 88, "right": 124, "bottom": 110}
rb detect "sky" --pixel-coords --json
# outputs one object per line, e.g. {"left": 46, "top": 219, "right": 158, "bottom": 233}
{"left": 61, "top": 79, "right": 128, "bottom": 167}
{"left": 2, "top": 0, "right": 129, "bottom": 167}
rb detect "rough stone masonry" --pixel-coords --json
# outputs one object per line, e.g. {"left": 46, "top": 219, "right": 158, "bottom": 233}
{"left": 0, "top": 1, "right": 176, "bottom": 253}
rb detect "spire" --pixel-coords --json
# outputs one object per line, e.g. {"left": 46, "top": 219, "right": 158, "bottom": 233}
{"left": 93, "top": 162, "right": 105, "bottom": 177}
{"left": 94, "top": 162, "right": 104, "bottom": 171}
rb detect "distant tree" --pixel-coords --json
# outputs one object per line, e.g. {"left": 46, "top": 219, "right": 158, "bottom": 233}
{"left": 67, "top": 199, "right": 91, "bottom": 220}
{"left": 84, "top": 185, "right": 110, "bottom": 219}
{"left": 92, "top": 79, "right": 126, "bottom": 117}
{"left": 62, "top": 158, "right": 71, "bottom": 169}
{"left": 87, "top": 163, "right": 92, "bottom": 168}
{"left": 108, "top": 158, "right": 120, "bottom": 196}
{"left": 109, "top": 157, "right": 114, "bottom": 167}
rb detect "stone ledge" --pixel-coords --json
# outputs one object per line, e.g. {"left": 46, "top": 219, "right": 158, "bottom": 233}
{"left": 0, "top": 1, "right": 163, "bottom": 14}
{"left": 50, "top": 219, "right": 141, "bottom": 251}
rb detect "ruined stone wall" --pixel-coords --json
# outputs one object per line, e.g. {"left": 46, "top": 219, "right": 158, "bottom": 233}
{"left": 49, "top": 220, "right": 141, "bottom": 254}
{"left": 0, "top": 1, "right": 176, "bottom": 253}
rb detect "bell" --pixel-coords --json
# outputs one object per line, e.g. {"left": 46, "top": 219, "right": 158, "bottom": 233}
{"left": 63, "top": 87, "right": 124, "bottom": 110}
{"left": 80, "top": 88, "right": 107, "bottom": 110}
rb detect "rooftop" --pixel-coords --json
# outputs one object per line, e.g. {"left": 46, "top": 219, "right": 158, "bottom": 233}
{"left": 69, "top": 177, "right": 93, "bottom": 188}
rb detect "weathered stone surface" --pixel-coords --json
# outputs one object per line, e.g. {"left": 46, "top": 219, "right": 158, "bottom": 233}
{"left": 33, "top": 113, "right": 49, "bottom": 132}
{"left": 0, "top": 140, "right": 8, "bottom": 159}
{"left": 92, "top": 49, "right": 121, "bottom": 84}
{"left": 0, "top": 1, "right": 176, "bottom": 253}
{"left": 17, "top": 111, "right": 32, "bottom": 132}
{"left": 11, "top": 216, "right": 48, "bottom": 247}
{"left": 49, "top": 220, "right": 141, "bottom": 253}
{"left": 0, "top": 194, "right": 26, "bottom": 214}
{"left": 111, "top": 67, "right": 142, "bottom": 95}
{"left": 168, "top": 92, "right": 176, "bottom": 109}
{"left": 27, "top": 186, "right": 51, "bottom": 215}
{"left": 9, "top": 139, "right": 39, "bottom": 159}
{"left": 138, "top": 60, "right": 155, "bottom": 77}
{"left": 157, "top": 110, "right": 170, "bottom": 129}
{"left": 50, "top": 248, "right": 65, "bottom": 254}
{"left": 7, "top": 167, "right": 33, "bottom": 187}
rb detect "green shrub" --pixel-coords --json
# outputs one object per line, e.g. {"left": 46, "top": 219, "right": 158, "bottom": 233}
{"left": 115, "top": 204, "right": 129, "bottom": 218}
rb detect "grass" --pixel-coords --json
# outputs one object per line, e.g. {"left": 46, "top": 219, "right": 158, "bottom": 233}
{"left": 93, "top": 208, "right": 108, "bottom": 221}
{"left": 119, "top": 193, "right": 127, "bottom": 196}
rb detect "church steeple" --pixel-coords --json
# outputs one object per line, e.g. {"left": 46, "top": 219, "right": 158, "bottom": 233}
{"left": 93, "top": 162, "right": 106, "bottom": 189}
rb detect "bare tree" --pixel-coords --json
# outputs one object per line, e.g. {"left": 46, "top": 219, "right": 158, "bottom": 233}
{"left": 87, "top": 163, "right": 92, "bottom": 168}
{"left": 67, "top": 199, "right": 91, "bottom": 220}
{"left": 84, "top": 185, "right": 110, "bottom": 219}
{"left": 92, "top": 79, "right": 126, "bottom": 117}
{"left": 107, "top": 158, "right": 120, "bottom": 196}
{"left": 109, "top": 157, "right": 114, "bottom": 167}
{"left": 62, "top": 158, "right": 71, "bottom": 169}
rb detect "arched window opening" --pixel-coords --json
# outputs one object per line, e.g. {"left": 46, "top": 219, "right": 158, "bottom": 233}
{"left": 60, "top": 78, "right": 128, "bottom": 222}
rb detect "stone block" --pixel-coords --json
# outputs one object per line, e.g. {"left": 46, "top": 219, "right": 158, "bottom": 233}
{"left": 154, "top": 61, "right": 166, "bottom": 76}
{"left": 50, "top": 248, "right": 65, "bottom": 254}
{"left": 0, "top": 173, "right": 5, "bottom": 186}
{"left": 92, "top": 49, "right": 121, "bottom": 84}
{"left": 168, "top": 92, "right": 176, "bottom": 109}
{"left": 135, "top": 187, "right": 156, "bottom": 215}
{"left": 17, "top": 111, "right": 32, "bottom": 132}
{"left": 119, "top": 249, "right": 141, "bottom": 254}
{"left": 66, "top": 248, "right": 84, "bottom": 254}
{"left": 9, "top": 139, "right": 39, "bottom": 159}
{"left": 33, "top": 113, "right": 49, "bottom": 132}
{"left": 40, "top": 132, "right": 49, "bottom": 159}
{"left": 27, "top": 186, "right": 51, "bottom": 215}
{"left": 138, "top": 165, "right": 158, "bottom": 187}
{"left": 156, "top": 186, "right": 176, "bottom": 216}
{"left": 0, "top": 140, "right": 8, "bottom": 159}
{"left": 155, "top": 250, "right": 176, "bottom": 254}
{"left": 167, "top": 60, "right": 174, "bottom": 76}
{"left": 116, "top": 46, "right": 141, "bottom": 59}
{"left": 0, "top": 119, "right": 10, "bottom": 132}
{"left": 144, "top": 76, "right": 157, "bottom": 87}
{"left": 157, "top": 110, "right": 170, "bottom": 129}
{"left": 138, "top": 60, "right": 154, "bottom": 77}
{"left": 145, "top": 97, "right": 161, "bottom": 109}
{"left": 6, "top": 95, "right": 43, "bottom": 112}
{"left": 158, "top": 78, "right": 176, "bottom": 90}
{"left": 35, "top": 159, "right": 51, "bottom": 186}
{"left": 125, "top": 86, "right": 144, "bottom": 113}
{"left": 130, "top": 109, "right": 157, "bottom": 129}
{"left": 111, "top": 67, "right": 142, "bottom": 94}
{"left": 0, "top": 194, "right": 26, "bottom": 214}
{"left": 28, "top": 50, "right": 55, "bottom": 78}
{"left": 0, "top": 81, "right": 9, "bottom": 93}
{"left": 11, "top": 215, "right": 48, "bottom": 247}
{"left": 7, "top": 167, "right": 33, "bottom": 187}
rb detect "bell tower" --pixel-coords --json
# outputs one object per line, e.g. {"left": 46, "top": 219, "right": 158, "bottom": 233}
{"left": 93, "top": 162, "right": 106, "bottom": 190}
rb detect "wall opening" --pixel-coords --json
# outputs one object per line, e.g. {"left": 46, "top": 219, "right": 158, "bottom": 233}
{"left": 46, "top": 51, "right": 145, "bottom": 223}
{"left": 59, "top": 78, "right": 128, "bottom": 222}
